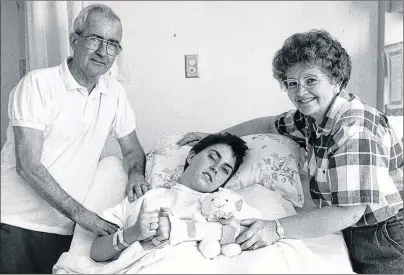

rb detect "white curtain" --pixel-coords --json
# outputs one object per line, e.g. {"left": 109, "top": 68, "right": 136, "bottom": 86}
{"left": 25, "top": 1, "right": 84, "bottom": 71}
{"left": 25, "top": 1, "right": 121, "bottom": 77}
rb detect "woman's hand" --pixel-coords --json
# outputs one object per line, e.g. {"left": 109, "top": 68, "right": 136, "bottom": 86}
{"left": 153, "top": 207, "right": 173, "bottom": 244}
{"left": 129, "top": 199, "right": 159, "bottom": 242}
{"left": 236, "top": 219, "right": 279, "bottom": 250}
{"left": 176, "top": 132, "right": 210, "bottom": 146}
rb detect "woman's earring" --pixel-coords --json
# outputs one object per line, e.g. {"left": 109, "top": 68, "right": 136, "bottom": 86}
{"left": 333, "top": 86, "right": 339, "bottom": 95}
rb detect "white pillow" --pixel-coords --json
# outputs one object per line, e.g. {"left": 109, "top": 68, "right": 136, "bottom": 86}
{"left": 235, "top": 184, "right": 297, "bottom": 220}
{"left": 145, "top": 135, "right": 191, "bottom": 188}
{"left": 145, "top": 134, "right": 305, "bottom": 207}
{"left": 68, "top": 156, "right": 128, "bottom": 257}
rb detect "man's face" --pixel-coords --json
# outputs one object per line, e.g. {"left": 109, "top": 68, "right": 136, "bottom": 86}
{"left": 70, "top": 12, "right": 122, "bottom": 79}
{"left": 180, "top": 144, "right": 237, "bottom": 193}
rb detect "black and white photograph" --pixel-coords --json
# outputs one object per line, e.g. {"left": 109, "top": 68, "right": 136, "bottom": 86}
{"left": 1, "top": 1, "right": 403, "bottom": 274}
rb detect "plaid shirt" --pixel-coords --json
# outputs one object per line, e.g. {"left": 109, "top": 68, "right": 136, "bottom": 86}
{"left": 275, "top": 90, "right": 403, "bottom": 227}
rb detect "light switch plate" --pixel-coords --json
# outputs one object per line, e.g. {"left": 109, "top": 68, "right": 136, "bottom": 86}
{"left": 185, "top": 54, "right": 199, "bottom": 78}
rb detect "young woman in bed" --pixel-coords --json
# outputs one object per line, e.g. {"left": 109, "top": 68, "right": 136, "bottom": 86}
{"left": 90, "top": 133, "right": 249, "bottom": 262}
{"left": 177, "top": 29, "right": 403, "bottom": 274}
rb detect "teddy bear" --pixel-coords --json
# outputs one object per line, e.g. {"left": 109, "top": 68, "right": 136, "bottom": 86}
{"left": 192, "top": 188, "right": 261, "bottom": 259}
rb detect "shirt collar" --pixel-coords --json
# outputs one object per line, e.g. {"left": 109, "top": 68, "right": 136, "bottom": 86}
{"left": 172, "top": 184, "right": 204, "bottom": 195}
{"left": 59, "top": 57, "right": 109, "bottom": 95}
{"left": 306, "top": 89, "right": 353, "bottom": 136}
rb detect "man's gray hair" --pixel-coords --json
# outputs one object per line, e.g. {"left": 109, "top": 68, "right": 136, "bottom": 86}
{"left": 73, "top": 4, "right": 121, "bottom": 34}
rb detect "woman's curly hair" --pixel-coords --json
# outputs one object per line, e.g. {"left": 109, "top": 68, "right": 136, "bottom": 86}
{"left": 272, "top": 29, "right": 352, "bottom": 89}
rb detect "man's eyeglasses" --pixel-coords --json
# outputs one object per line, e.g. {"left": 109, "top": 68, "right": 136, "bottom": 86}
{"left": 281, "top": 74, "right": 326, "bottom": 93}
{"left": 76, "top": 33, "right": 122, "bottom": 56}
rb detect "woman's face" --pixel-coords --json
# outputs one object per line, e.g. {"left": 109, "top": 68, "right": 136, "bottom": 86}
{"left": 285, "top": 64, "right": 338, "bottom": 122}
{"left": 179, "top": 144, "right": 236, "bottom": 193}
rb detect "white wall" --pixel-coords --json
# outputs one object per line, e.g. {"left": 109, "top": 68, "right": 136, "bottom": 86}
{"left": 385, "top": 9, "right": 403, "bottom": 45}
{"left": 90, "top": 1, "right": 379, "bottom": 151}
{"left": 1, "top": 1, "right": 24, "bottom": 149}
{"left": 2, "top": 1, "right": 380, "bottom": 152}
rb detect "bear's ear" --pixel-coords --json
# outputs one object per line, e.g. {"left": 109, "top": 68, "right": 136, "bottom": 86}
{"left": 235, "top": 199, "right": 243, "bottom": 211}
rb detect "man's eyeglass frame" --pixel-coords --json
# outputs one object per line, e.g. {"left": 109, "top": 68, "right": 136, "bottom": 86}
{"left": 75, "top": 33, "right": 122, "bottom": 56}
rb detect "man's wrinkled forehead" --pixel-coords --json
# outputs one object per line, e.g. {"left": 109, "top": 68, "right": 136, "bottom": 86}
{"left": 82, "top": 12, "right": 122, "bottom": 42}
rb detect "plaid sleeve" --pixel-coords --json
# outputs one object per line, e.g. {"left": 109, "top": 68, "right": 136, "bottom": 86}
{"left": 327, "top": 130, "right": 402, "bottom": 209}
{"left": 275, "top": 110, "right": 306, "bottom": 149}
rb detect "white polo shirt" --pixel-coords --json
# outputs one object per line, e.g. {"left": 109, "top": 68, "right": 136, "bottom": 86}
{"left": 1, "top": 58, "right": 136, "bottom": 235}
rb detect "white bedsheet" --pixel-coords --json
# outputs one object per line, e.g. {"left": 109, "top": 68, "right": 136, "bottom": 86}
{"left": 296, "top": 173, "right": 353, "bottom": 274}
{"left": 55, "top": 237, "right": 341, "bottom": 274}
{"left": 53, "top": 157, "right": 354, "bottom": 274}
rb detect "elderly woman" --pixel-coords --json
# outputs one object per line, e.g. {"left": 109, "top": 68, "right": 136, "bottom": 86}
{"left": 177, "top": 30, "right": 403, "bottom": 274}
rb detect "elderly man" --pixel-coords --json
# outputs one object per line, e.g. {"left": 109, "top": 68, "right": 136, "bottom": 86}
{"left": 0, "top": 4, "right": 148, "bottom": 273}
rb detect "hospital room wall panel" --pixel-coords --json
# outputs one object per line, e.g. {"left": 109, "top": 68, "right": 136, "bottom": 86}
{"left": 1, "top": 1, "right": 381, "bottom": 152}
{"left": 92, "top": 1, "right": 379, "bottom": 151}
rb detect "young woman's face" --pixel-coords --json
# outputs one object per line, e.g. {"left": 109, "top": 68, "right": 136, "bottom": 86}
{"left": 285, "top": 64, "right": 338, "bottom": 122}
{"left": 180, "top": 144, "right": 236, "bottom": 193}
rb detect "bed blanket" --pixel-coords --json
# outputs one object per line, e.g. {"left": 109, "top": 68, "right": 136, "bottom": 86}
{"left": 54, "top": 236, "right": 334, "bottom": 274}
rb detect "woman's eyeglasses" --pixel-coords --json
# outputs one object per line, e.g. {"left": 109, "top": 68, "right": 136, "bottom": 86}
{"left": 281, "top": 74, "right": 326, "bottom": 93}
{"left": 76, "top": 33, "right": 122, "bottom": 56}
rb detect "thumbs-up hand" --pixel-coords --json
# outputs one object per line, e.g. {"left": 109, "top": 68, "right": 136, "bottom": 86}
{"left": 153, "top": 207, "right": 173, "bottom": 245}
{"left": 129, "top": 199, "right": 159, "bottom": 241}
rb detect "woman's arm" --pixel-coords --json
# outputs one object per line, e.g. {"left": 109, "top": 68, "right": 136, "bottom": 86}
{"left": 168, "top": 216, "right": 224, "bottom": 246}
{"left": 220, "top": 116, "right": 278, "bottom": 137}
{"left": 237, "top": 204, "right": 366, "bottom": 250}
{"left": 177, "top": 116, "right": 278, "bottom": 146}
{"left": 90, "top": 217, "right": 223, "bottom": 261}
{"left": 90, "top": 199, "right": 159, "bottom": 262}
{"left": 281, "top": 204, "right": 366, "bottom": 239}
{"left": 90, "top": 227, "right": 137, "bottom": 262}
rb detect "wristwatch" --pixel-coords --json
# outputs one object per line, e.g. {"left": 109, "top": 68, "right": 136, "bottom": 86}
{"left": 274, "top": 219, "right": 285, "bottom": 239}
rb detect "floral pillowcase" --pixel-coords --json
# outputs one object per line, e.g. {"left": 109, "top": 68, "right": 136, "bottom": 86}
{"left": 145, "top": 134, "right": 306, "bottom": 207}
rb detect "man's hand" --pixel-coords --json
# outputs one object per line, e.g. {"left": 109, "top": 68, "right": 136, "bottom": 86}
{"left": 75, "top": 210, "right": 119, "bottom": 236}
{"left": 176, "top": 132, "right": 210, "bottom": 147}
{"left": 130, "top": 199, "right": 159, "bottom": 242}
{"left": 236, "top": 219, "right": 279, "bottom": 251}
{"left": 126, "top": 174, "right": 151, "bottom": 202}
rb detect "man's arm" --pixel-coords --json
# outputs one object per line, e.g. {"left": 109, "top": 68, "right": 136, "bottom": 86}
{"left": 13, "top": 126, "right": 118, "bottom": 236}
{"left": 118, "top": 129, "right": 148, "bottom": 201}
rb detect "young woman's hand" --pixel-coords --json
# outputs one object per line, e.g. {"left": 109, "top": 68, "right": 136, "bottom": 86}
{"left": 130, "top": 199, "right": 159, "bottom": 241}
{"left": 154, "top": 207, "right": 173, "bottom": 243}
{"left": 176, "top": 132, "right": 210, "bottom": 146}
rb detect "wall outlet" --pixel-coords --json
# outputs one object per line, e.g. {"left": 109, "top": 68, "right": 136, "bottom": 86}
{"left": 185, "top": 54, "right": 199, "bottom": 78}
